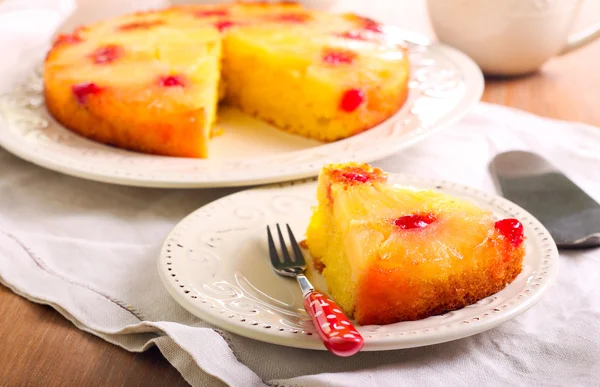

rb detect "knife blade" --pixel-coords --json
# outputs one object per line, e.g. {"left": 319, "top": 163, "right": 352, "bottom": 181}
{"left": 490, "top": 150, "right": 600, "bottom": 248}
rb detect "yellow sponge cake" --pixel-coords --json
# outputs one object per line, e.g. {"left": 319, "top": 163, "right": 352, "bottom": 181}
{"left": 44, "top": 2, "right": 410, "bottom": 157}
{"left": 306, "top": 163, "right": 526, "bottom": 325}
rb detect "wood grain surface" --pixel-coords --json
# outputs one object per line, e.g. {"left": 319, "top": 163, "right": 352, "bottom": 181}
{"left": 483, "top": 41, "right": 600, "bottom": 125}
{"left": 0, "top": 285, "right": 189, "bottom": 387}
{"left": 1, "top": 1, "right": 600, "bottom": 386}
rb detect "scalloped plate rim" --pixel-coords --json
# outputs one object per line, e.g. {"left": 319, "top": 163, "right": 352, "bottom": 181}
{"left": 157, "top": 174, "right": 559, "bottom": 351}
{"left": 0, "top": 40, "right": 483, "bottom": 188}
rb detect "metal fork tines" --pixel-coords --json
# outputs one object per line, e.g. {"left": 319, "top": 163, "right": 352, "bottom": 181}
{"left": 267, "top": 224, "right": 313, "bottom": 295}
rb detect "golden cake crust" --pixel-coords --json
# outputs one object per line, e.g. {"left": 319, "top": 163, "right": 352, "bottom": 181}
{"left": 43, "top": 2, "right": 410, "bottom": 157}
{"left": 44, "top": 73, "right": 210, "bottom": 157}
{"left": 353, "top": 224, "right": 524, "bottom": 324}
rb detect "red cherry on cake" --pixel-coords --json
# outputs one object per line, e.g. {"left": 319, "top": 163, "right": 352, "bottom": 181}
{"left": 72, "top": 83, "right": 103, "bottom": 104}
{"left": 118, "top": 20, "right": 165, "bottom": 31}
{"left": 339, "top": 89, "right": 365, "bottom": 112}
{"left": 90, "top": 45, "right": 123, "bottom": 65}
{"left": 394, "top": 213, "right": 437, "bottom": 230}
{"left": 340, "top": 171, "right": 369, "bottom": 183}
{"left": 55, "top": 33, "right": 83, "bottom": 46}
{"left": 364, "top": 23, "right": 383, "bottom": 33}
{"left": 336, "top": 31, "right": 369, "bottom": 41}
{"left": 494, "top": 219, "right": 525, "bottom": 248}
{"left": 214, "top": 21, "right": 238, "bottom": 32}
{"left": 331, "top": 165, "right": 385, "bottom": 185}
{"left": 322, "top": 48, "right": 357, "bottom": 65}
{"left": 194, "top": 9, "right": 229, "bottom": 17}
{"left": 360, "top": 17, "right": 383, "bottom": 33}
{"left": 159, "top": 75, "right": 185, "bottom": 87}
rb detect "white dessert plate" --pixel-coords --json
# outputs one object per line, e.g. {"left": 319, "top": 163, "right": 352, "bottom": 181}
{"left": 157, "top": 174, "right": 559, "bottom": 351}
{"left": 0, "top": 32, "right": 483, "bottom": 188}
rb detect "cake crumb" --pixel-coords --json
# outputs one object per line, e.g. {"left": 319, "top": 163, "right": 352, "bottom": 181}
{"left": 211, "top": 127, "right": 225, "bottom": 138}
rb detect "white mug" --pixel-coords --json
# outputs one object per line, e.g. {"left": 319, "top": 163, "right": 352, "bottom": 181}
{"left": 426, "top": 0, "right": 600, "bottom": 76}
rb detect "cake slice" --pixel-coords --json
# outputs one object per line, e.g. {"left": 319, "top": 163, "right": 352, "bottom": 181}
{"left": 45, "top": 19, "right": 221, "bottom": 157}
{"left": 306, "top": 163, "right": 525, "bottom": 325}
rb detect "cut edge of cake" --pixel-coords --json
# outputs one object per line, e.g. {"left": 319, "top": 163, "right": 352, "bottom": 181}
{"left": 44, "top": 25, "right": 223, "bottom": 158}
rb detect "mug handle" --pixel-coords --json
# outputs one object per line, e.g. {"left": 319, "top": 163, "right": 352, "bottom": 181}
{"left": 560, "top": 22, "right": 600, "bottom": 55}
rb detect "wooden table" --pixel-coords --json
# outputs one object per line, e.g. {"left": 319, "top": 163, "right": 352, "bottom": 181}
{"left": 2, "top": 1, "right": 600, "bottom": 386}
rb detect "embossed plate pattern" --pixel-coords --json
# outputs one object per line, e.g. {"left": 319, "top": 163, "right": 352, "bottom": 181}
{"left": 157, "top": 175, "right": 559, "bottom": 351}
{"left": 0, "top": 36, "right": 483, "bottom": 188}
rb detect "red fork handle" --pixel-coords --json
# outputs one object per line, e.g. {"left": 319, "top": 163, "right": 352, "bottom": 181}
{"left": 303, "top": 290, "right": 364, "bottom": 357}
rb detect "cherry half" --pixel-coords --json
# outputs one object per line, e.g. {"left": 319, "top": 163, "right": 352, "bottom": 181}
{"left": 394, "top": 213, "right": 437, "bottom": 230}
{"left": 214, "top": 21, "right": 238, "bottom": 32}
{"left": 90, "top": 45, "right": 123, "bottom": 65}
{"left": 118, "top": 20, "right": 165, "bottom": 31}
{"left": 330, "top": 166, "right": 385, "bottom": 185}
{"left": 72, "top": 83, "right": 103, "bottom": 104}
{"left": 55, "top": 33, "right": 83, "bottom": 46}
{"left": 339, "top": 89, "right": 365, "bottom": 112}
{"left": 322, "top": 49, "right": 357, "bottom": 65}
{"left": 158, "top": 75, "right": 185, "bottom": 87}
{"left": 494, "top": 219, "right": 525, "bottom": 248}
{"left": 194, "top": 9, "right": 229, "bottom": 18}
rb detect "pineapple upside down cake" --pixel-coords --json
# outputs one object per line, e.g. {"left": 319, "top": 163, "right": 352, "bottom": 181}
{"left": 43, "top": 1, "right": 410, "bottom": 158}
{"left": 306, "top": 163, "right": 526, "bottom": 326}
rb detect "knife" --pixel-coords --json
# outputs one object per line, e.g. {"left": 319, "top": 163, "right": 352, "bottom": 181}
{"left": 490, "top": 150, "right": 600, "bottom": 248}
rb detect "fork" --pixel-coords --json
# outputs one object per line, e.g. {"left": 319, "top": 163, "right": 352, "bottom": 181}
{"left": 267, "top": 224, "right": 364, "bottom": 357}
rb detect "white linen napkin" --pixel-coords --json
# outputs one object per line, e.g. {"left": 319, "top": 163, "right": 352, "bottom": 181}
{"left": 1, "top": 0, "right": 600, "bottom": 386}
{"left": 2, "top": 102, "right": 600, "bottom": 387}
